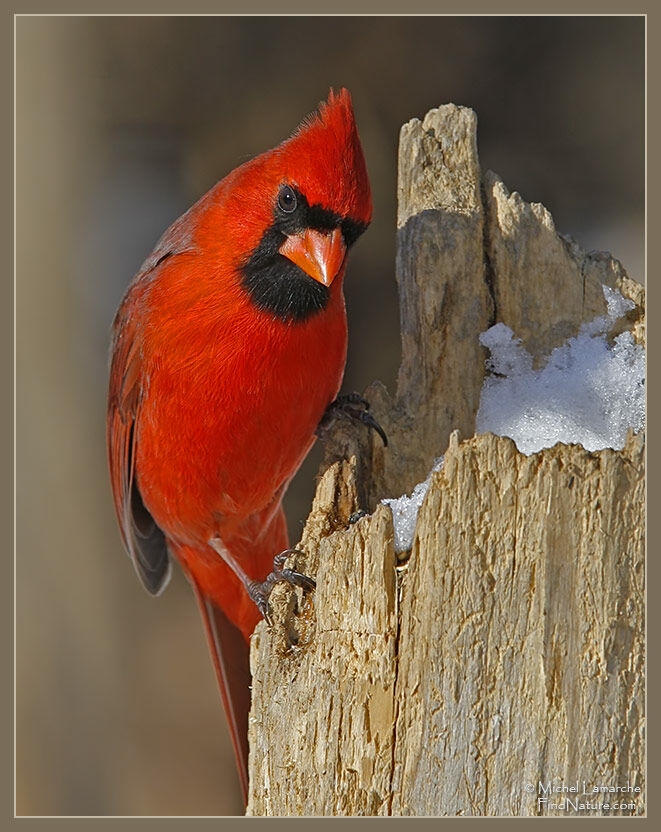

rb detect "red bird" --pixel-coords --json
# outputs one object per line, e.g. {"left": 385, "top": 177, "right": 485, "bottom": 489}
{"left": 107, "top": 89, "right": 375, "bottom": 804}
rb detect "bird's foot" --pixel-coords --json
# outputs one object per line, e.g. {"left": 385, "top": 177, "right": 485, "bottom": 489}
{"left": 317, "top": 392, "right": 388, "bottom": 447}
{"left": 247, "top": 549, "right": 316, "bottom": 626}
{"left": 348, "top": 510, "right": 368, "bottom": 525}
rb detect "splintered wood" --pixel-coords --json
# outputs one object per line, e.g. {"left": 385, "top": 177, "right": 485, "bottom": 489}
{"left": 391, "top": 431, "right": 644, "bottom": 816}
{"left": 246, "top": 105, "right": 645, "bottom": 817}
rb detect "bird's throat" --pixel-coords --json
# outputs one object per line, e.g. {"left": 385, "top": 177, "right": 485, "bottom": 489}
{"left": 241, "top": 230, "right": 332, "bottom": 323}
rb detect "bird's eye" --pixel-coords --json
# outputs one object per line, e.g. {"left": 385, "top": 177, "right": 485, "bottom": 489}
{"left": 277, "top": 185, "right": 297, "bottom": 214}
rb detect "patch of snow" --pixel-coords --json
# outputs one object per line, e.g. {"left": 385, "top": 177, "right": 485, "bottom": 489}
{"left": 382, "top": 457, "right": 444, "bottom": 553}
{"left": 476, "top": 286, "right": 645, "bottom": 455}
{"left": 382, "top": 286, "right": 644, "bottom": 550}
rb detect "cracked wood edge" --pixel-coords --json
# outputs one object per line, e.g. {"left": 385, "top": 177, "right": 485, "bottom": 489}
{"left": 391, "top": 430, "right": 645, "bottom": 816}
{"left": 247, "top": 460, "right": 398, "bottom": 816}
{"left": 483, "top": 170, "right": 645, "bottom": 362}
{"left": 248, "top": 432, "right": 645, "bottom": 816}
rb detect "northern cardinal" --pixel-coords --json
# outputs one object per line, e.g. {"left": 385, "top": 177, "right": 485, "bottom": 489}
{"left": 107, "top": 89, "right": 377, "bottom": 805}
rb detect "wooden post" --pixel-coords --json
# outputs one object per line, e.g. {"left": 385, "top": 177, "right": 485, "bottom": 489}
{"left": 246, "top": 105, "right": 645, "bottom": 817}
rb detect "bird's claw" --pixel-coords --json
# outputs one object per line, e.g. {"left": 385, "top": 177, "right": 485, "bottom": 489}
{"left": 348, "top": 510, "right": 368, "bottom": 525}
{"left": 318, "top": 392, "right": 388, "bottom": 447}
{"left": 248, "top": 548, "right": 315, "bottom": 626}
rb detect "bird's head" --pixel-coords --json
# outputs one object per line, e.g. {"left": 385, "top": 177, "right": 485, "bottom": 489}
{"left": 210, "top": 89, "right": 372, "bottom": 322}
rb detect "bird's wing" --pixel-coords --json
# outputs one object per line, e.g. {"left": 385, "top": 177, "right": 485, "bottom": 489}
{"left": 107, "top": 291, "right": 171, "bottom": 596}
{"left": 107, "top": 217, "right": 199, "bottom": 594}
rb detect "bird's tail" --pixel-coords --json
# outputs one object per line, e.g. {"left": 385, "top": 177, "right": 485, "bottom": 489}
{"left": 190, "top": 579, "right": 251, "bottom": 807}
{"left": 184, "top": 505, "right": 290, "bottom": 807}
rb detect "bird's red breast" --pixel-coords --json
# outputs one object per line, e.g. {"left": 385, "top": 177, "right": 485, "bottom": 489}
{"left": 107, "top": 88, "right": 372, "bottom": 801}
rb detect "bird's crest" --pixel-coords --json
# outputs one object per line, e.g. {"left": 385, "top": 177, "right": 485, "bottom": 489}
{"left": 275, "top": 88, "right": 372, "bottom": 227}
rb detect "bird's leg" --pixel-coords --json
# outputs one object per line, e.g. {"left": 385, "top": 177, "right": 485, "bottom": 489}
{"left": 209, "top": 539, "right": 315, "bottom": 626}
{"left": 317, "top": 392, "right": 388, "bottom": 446}
{"left": 248, "top": 550, "right": 316, "bottom": 626}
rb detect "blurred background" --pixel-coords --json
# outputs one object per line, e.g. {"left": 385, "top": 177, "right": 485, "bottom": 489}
{"left": 16, "top": 15, "right": 644, "bottom": 816}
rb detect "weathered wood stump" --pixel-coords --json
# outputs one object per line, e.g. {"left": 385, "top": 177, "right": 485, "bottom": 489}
{"left": 246, "top": 105, "right": 645, "bottom": 817}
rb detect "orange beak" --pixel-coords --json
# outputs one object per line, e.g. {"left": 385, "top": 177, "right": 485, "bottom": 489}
{"left": 279, "top": 227, "right": 346, "bottom": 287}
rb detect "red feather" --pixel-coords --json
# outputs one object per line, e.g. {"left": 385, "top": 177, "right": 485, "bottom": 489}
{"left": 107, "top": 88, "right": 372, "bottom": 805}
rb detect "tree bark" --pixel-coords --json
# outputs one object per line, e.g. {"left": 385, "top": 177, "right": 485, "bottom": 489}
{"left": 246, "top": 105, "right": 645, "bottom": 817}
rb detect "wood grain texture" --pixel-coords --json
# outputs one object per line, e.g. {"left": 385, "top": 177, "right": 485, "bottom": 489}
{"left": 391, "top": 430, "right": 644, "bottom": 816}
{"left": 246, "top": 105, "right": 645, "bottom": 816}
{"left": 483, "top": 170, "right": 644, "bottom": 361}
{"left": 247, "top": 461, "right": 397, "bottom": 816}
